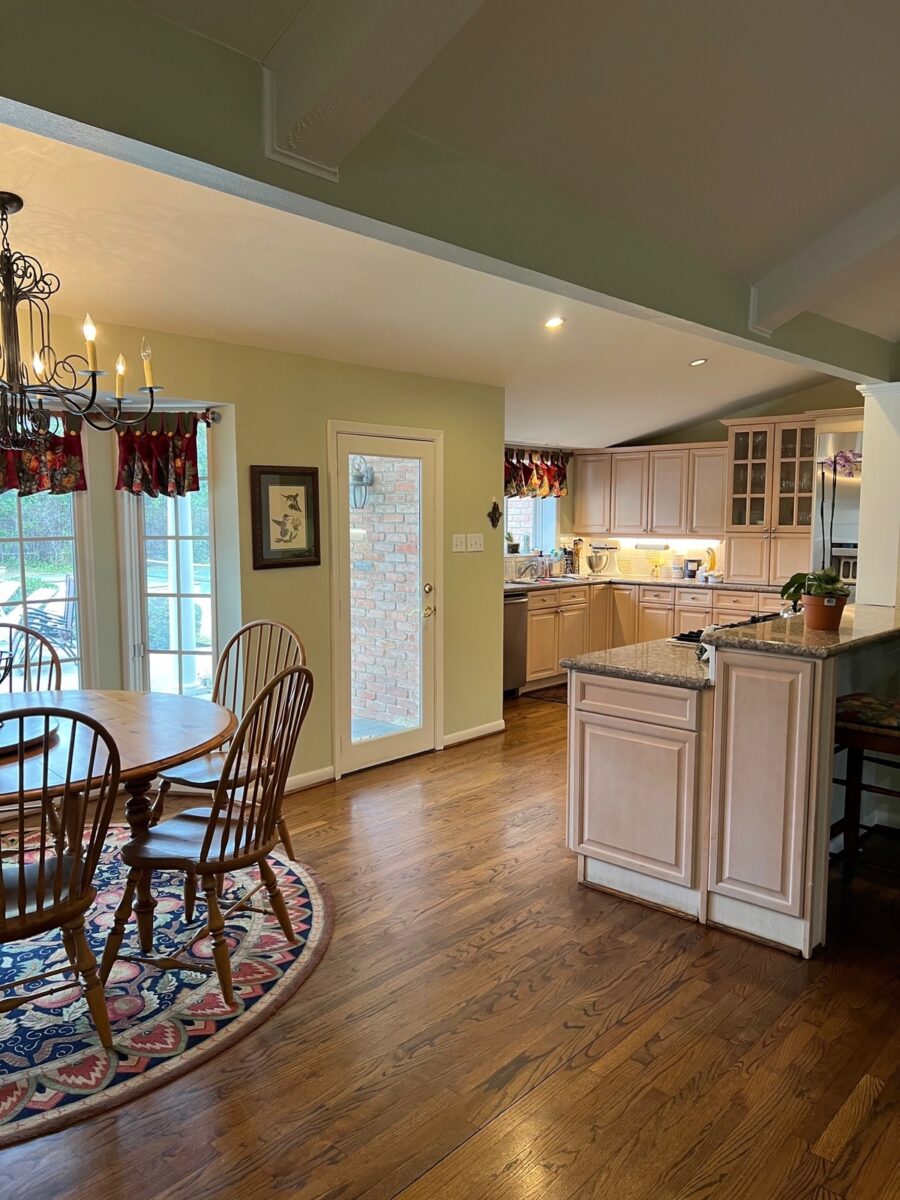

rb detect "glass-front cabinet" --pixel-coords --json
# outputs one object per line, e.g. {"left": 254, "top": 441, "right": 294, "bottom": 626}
{"left": 727, "top": 419, "right": 815, "bottom": 534}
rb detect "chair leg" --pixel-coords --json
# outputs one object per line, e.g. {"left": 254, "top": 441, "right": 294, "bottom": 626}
{"left": 202, "top": 876, "right": 235, "bottom": 1007}
{"left": 61, "top": 925, "right": 78, "bottom": 971}
{"left": 216, "top": 872, "right": 226, "bottom": 899}
{"left": 67, "top": 916, "right": 113, "bottom": 1049}
{"left": 184, "top": 870, "right": 197, "bottom": 923}
{"left": 134, "top": 869, "right": 157, "bottom": 953}
{"left": 843, "top": 747, "right": 864, "bottom": 885}
{"left": 259, "top": 857, "right": 297, "bottom": 943}
{"left": 277, "top": 815, "right": 296, "bottom": 861}
{"left": 150, "top": 778, "right": 171, "bottom": 827}
{"left": 100, "top": 867, "right": 139, "bottom": 982}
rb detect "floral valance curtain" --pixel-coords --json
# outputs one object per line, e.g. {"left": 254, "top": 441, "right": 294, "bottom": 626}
{"left": 1, "top": 418, "right": 86, "bottom": 496}
{"left": 504, "top": 447, "right": 570, "bottom": 499}
{"left": 116, "top": 412, "right": 202, "bottom": 499}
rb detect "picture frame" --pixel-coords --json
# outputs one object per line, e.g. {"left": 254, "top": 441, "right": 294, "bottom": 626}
{"left": 250, "top": 465, "right": 321, "bottom": 569}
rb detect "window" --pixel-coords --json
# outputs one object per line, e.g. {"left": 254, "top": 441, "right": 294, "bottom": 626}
{"left": 504, "top": 496, "right": 558, "bottom": 554}
{"left": 0, "top": 489, "right": 84, "bottom": 687}
{"left": 121, "top": 420, "right": 216, "bottom": 698}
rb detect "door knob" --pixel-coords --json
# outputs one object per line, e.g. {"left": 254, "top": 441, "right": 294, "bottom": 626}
{"left": 424, "top": 583, "right": 434, "bottom": 594}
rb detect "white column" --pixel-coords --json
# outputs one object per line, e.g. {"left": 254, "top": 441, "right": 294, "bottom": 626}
{"left": 856, "top": 383, "right": 900, "bottom": 607}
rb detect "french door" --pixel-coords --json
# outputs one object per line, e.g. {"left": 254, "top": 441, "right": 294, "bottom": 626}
{"left": 334, "top": 430, "right": 438, "bottom": 774}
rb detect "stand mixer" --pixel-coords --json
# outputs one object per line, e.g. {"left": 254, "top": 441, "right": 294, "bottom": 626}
{"left": 586, "top": 543, "right": 622, "bottom": 576}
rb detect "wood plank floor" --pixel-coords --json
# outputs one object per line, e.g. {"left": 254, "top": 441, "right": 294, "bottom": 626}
{"left": 4, "top": 697, "right": 898, "bottom": 1199}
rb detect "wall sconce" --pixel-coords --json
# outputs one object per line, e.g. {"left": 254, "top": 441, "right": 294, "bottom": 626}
{"left": 350, "top": 455, "right": 374, "bottom": 510}
{"left": 487, "top": 498, "right": 503, "bottom": 528}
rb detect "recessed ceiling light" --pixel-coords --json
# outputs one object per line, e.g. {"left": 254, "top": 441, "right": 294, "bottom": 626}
{"left": 544, "top": 316, "right": 566, "bottom": 329}
{"left": 689, "top": 357, "right": 708, "bottom": 367}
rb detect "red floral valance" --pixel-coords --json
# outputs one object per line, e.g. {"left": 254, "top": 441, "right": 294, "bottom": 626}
{"left": 1, "top": 420, "right": 86, "bottom": 496}
{"left": 116, "top": 412, "right": 200, "bottom": 499}
{"left": 504, "top": 448, "right": 570, "bottom": 499}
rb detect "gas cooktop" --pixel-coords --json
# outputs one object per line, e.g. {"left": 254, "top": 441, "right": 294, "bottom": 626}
{"left": 669, "top": 611, "right": 783, "bottom": 645}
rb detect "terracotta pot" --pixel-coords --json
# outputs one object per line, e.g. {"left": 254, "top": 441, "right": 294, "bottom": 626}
{"left": 802, "top": 593, "right": 848, "bottom": 632}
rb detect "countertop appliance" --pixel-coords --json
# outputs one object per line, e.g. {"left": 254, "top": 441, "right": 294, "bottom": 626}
{"left": 811, "top": 430, "right": 863, "bottom": 591}
{"left": 589, "top": 544, "right": 622, "bottom": 576}
{"left": 503, "top": 591, "right": 528, "bottom": 695}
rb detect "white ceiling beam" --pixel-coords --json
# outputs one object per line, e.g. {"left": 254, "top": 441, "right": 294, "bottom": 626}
{"left": 263, "top": 0, "right": 487, "bottom": 181}
{"left": 749, "top": 185, "right": 900, "bottom": 335}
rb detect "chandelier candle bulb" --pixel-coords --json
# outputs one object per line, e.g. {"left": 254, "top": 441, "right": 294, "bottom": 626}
{"left": 115, "top": 353, "right": 126, "bottom": 400}
{"left": 141, "top": 338, "right": 153, "bottom": 388}
{"left": 31, "top": 352, "right": 43, "bottom": 379}
{"left": 83, "top": 313, "right": 97, "bottom": 371}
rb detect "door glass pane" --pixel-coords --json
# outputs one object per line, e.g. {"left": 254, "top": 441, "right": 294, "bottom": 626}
{"left": 798, "top": 461, "right": 814, "bottom": 494}
{"left": 751, "top": 430, "right": 768, "bottom": 459}
{"left": 731, "top": 498, "right": 747, "bottom": 526}
{"left": 732, "top": 463, "right": 748, "bottom": 495}
{"left": 780, "top": 461, "right": 796, "bottom": 494}
{"left": 780, "top": 428, "right": 797, "bottom": 458}
{"left": 733, "top": 432, "right": 749, "bottom": 461}
{"left": 750, "top": 463, "right": 767, "bottom": 494}
{"left": 799, "top": 427, "right": 816, "bottom": 457}
{"left": 749, "top": 498, "right": 766, "bottom": 525}
{"left": 797, "top": 496, "right": 812, "bottom": 526}
{"left": 349, "top": 453, "right": 422, "bottom": 744}
{"left": 778, "top": 497, "right": 795, "bottom": 525}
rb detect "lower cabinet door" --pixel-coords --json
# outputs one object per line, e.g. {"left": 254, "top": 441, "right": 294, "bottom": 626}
{"left": 589, "top": 586, "right": 610, "bottom": 651}
{"left": 558, "top": 603, "right": 589, "bottom": 663}
{"left": 708, "top": 651, "right": 814, "bottom": 915}
{"left": 572, "top": 709, "right": 696, "bottom": 885}
{"left": 769, "top": 533, "right": 810, "bottom": 585}
{"left": 638, "top": 604, "right": 675, "bottom": 642}
{"left": 675, "top": 607, "right": 711, "bottom": 635}
{"left": 526, "top": 608, "right": 560, "bottom": 681}
{"left": 609, "top": 585, "right": 638, "bottom": 647}
{"left": 724, "top": 533, "right": 770, "bottom": 584}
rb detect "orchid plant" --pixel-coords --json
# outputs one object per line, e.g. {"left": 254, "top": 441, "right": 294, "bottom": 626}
{"left": 781, "top": 447, "right": 860, "bottom": 608}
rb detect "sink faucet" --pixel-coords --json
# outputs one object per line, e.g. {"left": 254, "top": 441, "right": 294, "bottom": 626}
{"left": 517, "top": 559, "right": 544, "bottom": 580}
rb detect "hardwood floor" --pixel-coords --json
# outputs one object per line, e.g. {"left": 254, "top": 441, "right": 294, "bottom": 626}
{"left": 4, "top": 697, "right": 898, "bottom": 1199}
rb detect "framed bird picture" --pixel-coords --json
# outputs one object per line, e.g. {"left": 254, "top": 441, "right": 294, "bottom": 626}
{"left": 250, "top": 465, "right": 321, "bottom": 569}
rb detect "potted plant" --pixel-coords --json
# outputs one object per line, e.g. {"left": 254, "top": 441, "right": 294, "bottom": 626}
{"left": 781, "top": 568, "right": 850, "bottom": 631}
{"left": 780, "top": 446, "right": 858, "bottom": 632}
{"left": 505, "top": 532, "right": 520, "bottom": 555}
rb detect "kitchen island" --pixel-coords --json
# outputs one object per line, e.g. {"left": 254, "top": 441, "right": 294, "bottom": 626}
{"left": 563, "top": 605, "right": 900, "bottom": 956}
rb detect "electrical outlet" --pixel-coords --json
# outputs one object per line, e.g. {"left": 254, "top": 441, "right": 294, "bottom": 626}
{"left": 467, "top": 533, "right": 484, "bottom": 552}
{"left": 452, "top": 534, "right": 466, "bottom": 552}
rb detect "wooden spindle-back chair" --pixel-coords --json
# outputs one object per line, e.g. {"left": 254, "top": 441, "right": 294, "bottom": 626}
{"left": 101, "top": 666, "right": 314, "bottom": 1005}
{"left": 151, "top": 621, "right": 306, "bottom": 858}
{"left": 0, "top": 708, "right": 121, "bottom": 1047}
{"left": 0, "top": 622, "right": 63, "bottom": 691}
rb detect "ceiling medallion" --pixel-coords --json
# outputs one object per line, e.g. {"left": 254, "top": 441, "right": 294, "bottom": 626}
{"left": 0, "top": 192, "right": 162, "bottom": 450}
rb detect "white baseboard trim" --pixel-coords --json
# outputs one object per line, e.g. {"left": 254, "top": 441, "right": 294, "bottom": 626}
{"left": 285, "top": 766, "right": 336, "bottom": 793}
{"left": 443, "top": 720, "right": 505, "bottom": 747}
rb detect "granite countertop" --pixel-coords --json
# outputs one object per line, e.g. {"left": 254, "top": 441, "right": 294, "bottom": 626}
{"left": 704, "top": 604, "right": 900, "bottom": 659}
{"left": 561, "top": 641, "right": 712, "bottom": 690}
{"left": 504, "top": 574, "right": 781, "bottom": 595}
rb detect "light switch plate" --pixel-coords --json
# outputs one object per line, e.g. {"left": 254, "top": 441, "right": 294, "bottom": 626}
{"left": 467, "top": 533, "right": 484, "bottom": 552}
{"left": 452, "top": 534, "right": 466, "bottom": 553}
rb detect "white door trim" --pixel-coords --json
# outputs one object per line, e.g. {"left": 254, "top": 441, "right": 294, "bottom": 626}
{"left": 327, "top": 419, "right": 445, "bottom": 779}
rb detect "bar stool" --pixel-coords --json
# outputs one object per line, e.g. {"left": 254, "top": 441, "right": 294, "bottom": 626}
{"left": 833, "top": 692, "right": 900, "bottom": 883}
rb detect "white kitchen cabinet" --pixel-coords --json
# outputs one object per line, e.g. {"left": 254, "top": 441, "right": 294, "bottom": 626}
{"left": 525, "top": 588, "right": 589, "bottom": 680}
{"left": 611, "top": 453, "right": 649, "bottom": 535}
{"left": 725, "top": 530, "right": 810, "bottom": 586}
{"left": 558, "top": 603, "right": 590, "bottom": 663}
{"left": 639, "top": 604, "right": 675, "bottom": 641}
{"left": 675, "top": 607, "right": 710, "bottom": 635}
{"left": 571, "top": 706, "right": 697, "bottom": 887}
{"left": 526, "top": 608, "right": 559, "bottom": 680}
{"left": 769, "top": 533, "right": 810, "bottom": 585}
{"left": 608, "top": 585, "right": 638, "bottom": 647}
{"left": 708, "top": 652, "right": 814, "bottom": 916}
{"left": 573, "top": 454, "right": 611, "bottom": 534}
{"left": 589, "top": 584, "right": 610, "bottom": 651}
{"left": 648, "top": 449, "right": 689, "bottom": 536}
{"left": 688, "top": 447, "right": 727, "bottom": 536}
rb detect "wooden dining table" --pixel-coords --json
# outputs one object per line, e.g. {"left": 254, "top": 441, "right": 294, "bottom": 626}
{"left": 0, "top": 689, "right": 238, "bottom": 949}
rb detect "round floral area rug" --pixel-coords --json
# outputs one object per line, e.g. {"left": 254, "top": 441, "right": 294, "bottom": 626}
{"left": 0, "top": 826, "right": 333, "bottom": 1147}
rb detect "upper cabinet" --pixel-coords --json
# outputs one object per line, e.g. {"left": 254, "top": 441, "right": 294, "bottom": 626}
{"left": 574, "top": 444, "right": 726, "bottom": 539}
{"left": 727, "top": 419, "right": 815, "bottom": 535}
{"left": 611, "top": 453, "right": 650, "bottom": 535}
{"left": 573, "top": 454, "right": 611, "bottom": 534}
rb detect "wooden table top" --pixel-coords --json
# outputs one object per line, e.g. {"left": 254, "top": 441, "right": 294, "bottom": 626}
{"left": 0, "top": 689, "right": 238, "bottom": 800}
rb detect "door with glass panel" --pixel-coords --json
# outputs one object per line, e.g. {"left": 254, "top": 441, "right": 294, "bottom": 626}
{"left": 335, "top": 433, "right": 436, "bottom": 774}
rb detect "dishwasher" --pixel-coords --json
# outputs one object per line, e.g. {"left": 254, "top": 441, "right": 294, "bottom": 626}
{"left": 503, "top": 592, "right": 528, "bottom": 695}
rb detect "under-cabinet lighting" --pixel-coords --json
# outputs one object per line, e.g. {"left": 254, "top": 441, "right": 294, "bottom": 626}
{"left": 689, "top": 358, "right": 708, "bottom": 367}
{"left": 544, "top": 316, "right": 566, "bottom": 329}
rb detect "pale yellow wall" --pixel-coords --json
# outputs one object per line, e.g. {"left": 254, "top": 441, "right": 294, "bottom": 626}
{"left": 55, "top": 316, "right": 505, "bottom": 773}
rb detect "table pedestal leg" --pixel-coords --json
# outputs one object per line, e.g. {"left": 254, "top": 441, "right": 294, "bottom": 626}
{"left": 125, "top": 775, "right": 156, "bottom": 952}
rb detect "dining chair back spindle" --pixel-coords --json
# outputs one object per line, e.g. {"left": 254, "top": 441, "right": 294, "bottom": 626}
{"left": 151, "top": 621, "right": 306, "bottom": 854}
{"left": 102, "top": 666, "right": 314, "bottom": 1005}
{"left": 0, "top": 708, "right": 121, "bottom": 1047}
{"left": 0, "top": 623, "right": 63, "bottom": 692}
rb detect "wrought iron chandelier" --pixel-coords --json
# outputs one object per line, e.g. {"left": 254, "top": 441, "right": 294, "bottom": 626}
{"left": 0, "top": 191, "right": 161, "bottom": 451}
